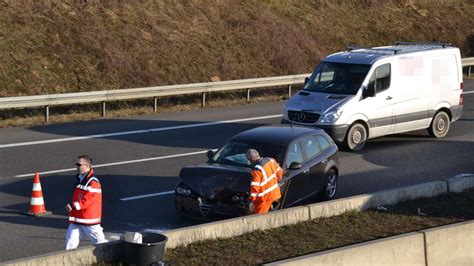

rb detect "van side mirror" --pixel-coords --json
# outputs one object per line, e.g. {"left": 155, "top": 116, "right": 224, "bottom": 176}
{"left": 206, "top": 150, "right": 215, "bottom": 159}
{"left": 304, "top": 77, "right": 309, "bottom": 85}
{"left": 288, "top": 162, "right": 302, "bottom": 170}
{"left": 362, "top": 84, "right": 375, "bottom": 99}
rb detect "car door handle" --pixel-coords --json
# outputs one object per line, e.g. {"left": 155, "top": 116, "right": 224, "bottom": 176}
{"left": 386, "top": 96, "right": 393, "bottom": 100}
{"left": 303, "top": 169, "right": 310, "bottom": 174}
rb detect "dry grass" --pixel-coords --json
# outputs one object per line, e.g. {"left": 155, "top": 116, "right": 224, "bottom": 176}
{"left": 0, "top": 0, "right": 473, "bottom": 127}
{"left": 0, "top": 0, "right": 473, "bottom": 98}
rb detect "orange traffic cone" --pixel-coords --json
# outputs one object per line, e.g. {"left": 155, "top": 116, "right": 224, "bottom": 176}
{"left": 27, "top": 172, "right": 51, "bottom": 216}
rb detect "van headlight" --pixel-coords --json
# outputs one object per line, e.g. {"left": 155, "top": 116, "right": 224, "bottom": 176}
{"left": 320, "top": 109, "right": 343, "bottom": 123}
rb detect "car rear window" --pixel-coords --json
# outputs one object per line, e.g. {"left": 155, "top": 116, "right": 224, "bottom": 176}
{"left": 301, "top": 134, "right": 331, "bottom": 159}
{"left": 315, "top": 134, "right": 331, "bottom": 151}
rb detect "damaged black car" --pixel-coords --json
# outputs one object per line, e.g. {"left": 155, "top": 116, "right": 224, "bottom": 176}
{"left": 174, "top": 125, "right": 339, "bottom": 219}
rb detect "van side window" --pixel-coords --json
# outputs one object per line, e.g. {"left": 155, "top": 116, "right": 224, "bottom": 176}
{"left": 368, "top": 64, "right": 391, "bottom": 93}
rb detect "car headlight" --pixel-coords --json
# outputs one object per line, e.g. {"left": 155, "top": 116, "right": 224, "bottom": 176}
{"left": 320, "top": 109, "right": 343, "bottom": 123}
{"left": 176, "top": 183, "right": 192, "bottom": 196}
{"left": 232, "top": 194, "right": 246, "bottom": 202}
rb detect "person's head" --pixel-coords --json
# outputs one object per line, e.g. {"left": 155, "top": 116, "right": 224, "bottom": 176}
{"left": 246, "top": 149, "right": 261, "bottom": 164}
{"left": 76, "top": 155, "right": 92, "bottom": 174}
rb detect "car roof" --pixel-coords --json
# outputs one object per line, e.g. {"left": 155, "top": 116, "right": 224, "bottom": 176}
{"left": 324, "top": 43, "right": 455, "bottom": 65}
{"left": 231, "top": 125, "right": 325, "bottom": 145}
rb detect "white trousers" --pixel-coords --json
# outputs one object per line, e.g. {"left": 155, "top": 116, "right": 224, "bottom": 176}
{"left": 65, "top": 223, "right": 108, "bottom": 250}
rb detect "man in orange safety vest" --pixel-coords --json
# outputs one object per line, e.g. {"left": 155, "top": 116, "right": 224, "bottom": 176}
{"left": 246, "top": 149, "right": 283, "bottom": 214}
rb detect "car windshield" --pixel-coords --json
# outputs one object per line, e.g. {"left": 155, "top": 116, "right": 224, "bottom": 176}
{"left": 304, "top": 62, "right": 371, "bottom": 95}
{"left": 212, "top": 141, "right": 285, "bottom": 168}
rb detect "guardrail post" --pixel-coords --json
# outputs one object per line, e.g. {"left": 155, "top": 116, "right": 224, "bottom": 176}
{"left": 288, "top": 85, "right": 292, "bottom": 97}
{"left": 45, "top": 106, "right": 49, "bottom": 123}
{"left": 246, "top": 89, "right": 250, "bottom": 102}
{"left": 102, "top": 101, "right": 106, "bottom": 117}
{"left": 202, "top": 93, "right": 206, "bottom": 108}
{"left": 154, "top": 97, "right": 158, "bottom": 112}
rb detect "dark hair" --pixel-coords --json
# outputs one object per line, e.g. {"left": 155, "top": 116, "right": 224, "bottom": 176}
{"left": 78, "top": 155, "right": 93, "bottom": 165}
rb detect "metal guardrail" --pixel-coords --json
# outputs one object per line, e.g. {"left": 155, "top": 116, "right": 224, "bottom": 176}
{"left": 0, "top": 58, "right": 473, "bottom": 123}
{"left": 0, "top": 74, "right": 310, "bottom": 122}
{"left": 462, "top": 57, "right": 474, "bottom": 67}
{"left": 463, "top": 57, "right": 474, "bottom": 78}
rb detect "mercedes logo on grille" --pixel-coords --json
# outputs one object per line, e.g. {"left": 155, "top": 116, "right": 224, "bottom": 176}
{"left": 298, "top": 112, "right": 306, "bottom": 121}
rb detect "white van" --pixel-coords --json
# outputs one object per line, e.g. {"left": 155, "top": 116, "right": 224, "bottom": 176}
{"left": 282, "top": 42, "right": 464, "bottom": 151}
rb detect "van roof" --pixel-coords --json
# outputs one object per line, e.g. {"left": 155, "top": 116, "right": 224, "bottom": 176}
{"left": 325, "top": 42, "right": 455, "bottom": 65}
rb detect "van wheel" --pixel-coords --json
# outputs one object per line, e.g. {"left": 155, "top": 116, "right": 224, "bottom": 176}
{"left": 318, "top": 169, "right": 338, "bottom": 201}
{"left": 344, "top": 123, "right": 367, "bottom": 151}
{"left": 428, "top": 111, "right": 450, "bottom": 138}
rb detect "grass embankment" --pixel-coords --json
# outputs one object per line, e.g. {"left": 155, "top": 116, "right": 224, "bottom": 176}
{"left": 165, "top": 189, "right": 474, "bottom": 265}
{"left": 1, "top": 0, "right": 474, "bottom": 127}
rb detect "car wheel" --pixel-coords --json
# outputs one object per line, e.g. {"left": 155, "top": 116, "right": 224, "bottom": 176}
{"left": 428, "top": 111, "right": 450, "bottom": 138}
{"left": 318, "top": 169, "right": 338, "bottom": 201}
{"left": 344, "top": 123, "right": 367, "bottom": 151}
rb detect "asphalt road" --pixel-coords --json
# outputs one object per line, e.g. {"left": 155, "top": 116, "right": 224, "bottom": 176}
{"left": 0, "top": 80, "right": 473, "bottom": 262}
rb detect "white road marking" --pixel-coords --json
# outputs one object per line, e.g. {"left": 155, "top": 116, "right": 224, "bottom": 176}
{"left": 0, "top": 114, "right": 282, "bottom": 149}
{"left": 120, "top": 191, "right": 175, "bottom": 201}
{"left": 13, "top": 150, "right": 209, "bottom": 178}
{"left": 452, "top": 173, "right": 474, "bottom": 179}
{"left": 464, "top": 91, "right": 474, "bottom": 94}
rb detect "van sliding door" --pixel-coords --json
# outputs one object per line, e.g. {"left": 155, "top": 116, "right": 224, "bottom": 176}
{"left": 394, "top": 55, "right": 429, "bottom": 132}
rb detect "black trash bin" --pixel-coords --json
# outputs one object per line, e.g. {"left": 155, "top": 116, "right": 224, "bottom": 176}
{"left": 121, "top": 231, "right": 168, "bottom": 266}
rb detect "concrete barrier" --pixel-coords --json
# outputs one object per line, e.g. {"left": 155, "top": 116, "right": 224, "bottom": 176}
{"left": 308, "top": 181, "right": 447, "bottom": 219}
{"left": 446, "top": 174, "right": 474, "bottom": 193}
{"left": 4, "top": 241, "right": 120, "bottom": 266}
{"left": 266, "top": 232, "right": 426, "bottom": 265}
{"left": 163, "top": 206, "right": 310, "bottom": 249}
{"left": 423, "top": 221, "right": 474, "bottom": 266}
{"left": 4, "top": 178, "right": 472, "bottom": 265}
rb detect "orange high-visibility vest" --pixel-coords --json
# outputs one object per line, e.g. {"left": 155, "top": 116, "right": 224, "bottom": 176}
{"left": 249, "top": 157, "right": 283, "bottom": 203}
{"left": 69, "top": 169, "right": 103, "bottom": 225}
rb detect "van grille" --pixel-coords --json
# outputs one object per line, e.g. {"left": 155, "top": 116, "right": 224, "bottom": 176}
{"left": 288, "top": 110, "right": 320, "bottom": 124}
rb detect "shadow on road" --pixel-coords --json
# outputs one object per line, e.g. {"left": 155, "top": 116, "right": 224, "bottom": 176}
{"left": 26, "top": 118, "right": 269, "bottom": 150}
{"left": 334, "top": 137, "right": 474, "bottom": 202}
{"left": 0, "top": 173, "right": 202, "bottom": 231}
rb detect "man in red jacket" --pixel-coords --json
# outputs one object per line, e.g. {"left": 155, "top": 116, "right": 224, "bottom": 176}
{"left": 65, "top": 155, "right": 107, "bottom": 250}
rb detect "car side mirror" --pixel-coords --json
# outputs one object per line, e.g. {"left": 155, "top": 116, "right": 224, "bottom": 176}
{"left": 362, "top": 84, "right": 375, "bottom": 99}
{"left": 304, "top": 77, "right": 309, "bottom": 85}
{"left": 206, "top": 150, "right": 215, "bottom": 159}
{"left": 288, "top": 162, "right": 302, "bottom": 170}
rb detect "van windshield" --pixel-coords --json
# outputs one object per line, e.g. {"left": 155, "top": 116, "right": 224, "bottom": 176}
{"left": 304, "top": 62, "right": 371, "bottom": 95}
